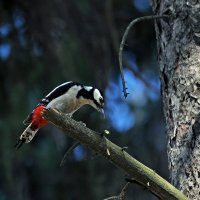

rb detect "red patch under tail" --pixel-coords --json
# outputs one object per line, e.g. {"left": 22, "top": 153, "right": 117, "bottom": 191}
{"left": 31, "top": 105, "right": 49, "bottom": 129}
{"left": 15, "top": 105, "right": 49, "bottom": 150}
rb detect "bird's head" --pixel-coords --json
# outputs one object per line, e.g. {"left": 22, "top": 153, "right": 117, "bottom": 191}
{"left": 79, "top": 86, "right": 105, "bottom": 117}
{"left": 92, "top": 88, "right": 104, "bottom": 117}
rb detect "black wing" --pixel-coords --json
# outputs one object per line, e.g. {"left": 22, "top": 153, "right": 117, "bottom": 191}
{"left": 40, "top": 81, "right": 83, "bottom": 106}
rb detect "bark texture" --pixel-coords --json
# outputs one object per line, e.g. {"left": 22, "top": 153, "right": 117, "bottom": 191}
{"left": 151, "top": 0, "right": 200, "bottom": 199}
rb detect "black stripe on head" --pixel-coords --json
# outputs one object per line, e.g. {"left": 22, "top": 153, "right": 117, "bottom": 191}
{"left": 98, "top": 89, "right": 104, "bottom": 97}
{"left": 77, "top": 87, "right": 94, "bottom": 100}
{"left": 77, "top": 87, "right": 103, "bottom": 108}
{"left": 40, "top": 82, "right": 83, "bottom": 105}
{"left": 98, "top": 89, "right": 104, "bottom": 104}
{"left": 93, "top": 98, "right": 100, "bottom": 108}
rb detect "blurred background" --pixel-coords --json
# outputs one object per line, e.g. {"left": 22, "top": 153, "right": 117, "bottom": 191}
{"left": 0, "top": 0, "right": 168, "bottom": 200}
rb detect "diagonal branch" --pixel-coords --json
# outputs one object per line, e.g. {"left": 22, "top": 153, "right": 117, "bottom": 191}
{"left": 43, "top": 108, "right": 188, "bottom": 200}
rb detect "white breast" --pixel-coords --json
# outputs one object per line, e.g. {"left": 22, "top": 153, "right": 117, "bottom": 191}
{"left": 46, "top": 85, "right": 83, "bottom": 114}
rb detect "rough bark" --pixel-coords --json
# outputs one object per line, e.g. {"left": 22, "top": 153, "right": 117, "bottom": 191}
{"left": 151, "top": 0, "right": 200, "bottom": 199}
{"left": 43, "top": 108, "right": 188, "bottom": 200}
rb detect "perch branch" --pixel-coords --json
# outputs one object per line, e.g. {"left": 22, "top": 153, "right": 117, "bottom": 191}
{"left": 43, "top": 108, "right": 188, "bottom": 200}
{"left": 119, "top": 15, "right": 169, "bottom": 98}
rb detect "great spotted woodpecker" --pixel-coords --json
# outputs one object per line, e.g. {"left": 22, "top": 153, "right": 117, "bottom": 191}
{"left": 15, "top": 81, "right": 104, "bottom": 149}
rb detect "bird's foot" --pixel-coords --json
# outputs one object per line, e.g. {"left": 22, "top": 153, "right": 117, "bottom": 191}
{"left": 100, "top": 129, "right": 110, "bottom": 137}
{"left": 65, "top": 113, "right": 72, "bottom": 118}
{"left": 41, "top": 108, "right": 61, "bottom": 119}
{"left": 78, "top": 121, "right": 86, "bottom": 127}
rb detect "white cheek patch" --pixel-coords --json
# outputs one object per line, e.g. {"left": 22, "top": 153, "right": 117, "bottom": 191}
{"left": 93, "top": 89, "right": 102, "bottom": 103}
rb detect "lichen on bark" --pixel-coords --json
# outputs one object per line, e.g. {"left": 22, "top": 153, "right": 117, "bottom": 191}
{"left": 151, "top": 0, "right": 200, "bottom": 199}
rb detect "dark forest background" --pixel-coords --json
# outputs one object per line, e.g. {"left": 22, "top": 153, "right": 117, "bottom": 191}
{"left": 0, "top": 0, "right": 168, "bottom": 200}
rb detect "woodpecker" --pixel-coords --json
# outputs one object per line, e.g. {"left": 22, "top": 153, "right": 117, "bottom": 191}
{"left": 15, "top": 81, "right": 104, "bottom": 149}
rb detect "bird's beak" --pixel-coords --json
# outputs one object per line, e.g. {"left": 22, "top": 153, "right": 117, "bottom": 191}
{"left": 99, "top": 108, "right": 105, "bottom": 119}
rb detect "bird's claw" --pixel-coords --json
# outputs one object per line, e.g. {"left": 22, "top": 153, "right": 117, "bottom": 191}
{"left": 121, "top": 146, "right": 128, "bottom": 151}
{"left": 101, "top": 130, "right": 110, "bottom": 137}
{"left": 78, "top": 121, "right": 86, "bottom": 127}
{"left": 65, "top": 113, "right": 72, "bottom": 118}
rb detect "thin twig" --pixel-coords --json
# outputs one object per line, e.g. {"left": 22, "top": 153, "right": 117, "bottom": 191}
{"left": 124, "top": 58, "right": 159, "bottom": 94}
{"left": 105, "top": 4, "right": 163, "bottom": 96}
{"left": 103, "top": 182, "right": 130, "bottom": 200}
{"left": 104, "top": 182, "right": 131, "bottom": 200}
{"left": 119, "top": 182, "right": 130, "bottom": 200}
{"left": 126, "top": 178, "right": 162, "bottom": 200}
{"left": 60, "top": 141, "right": 80, "bottom": 166}
{"left": 104, "top": 196, "right": 119, "bottom": 200}
{"left": 119, "top": 15, "right": 169, "bottom": 98}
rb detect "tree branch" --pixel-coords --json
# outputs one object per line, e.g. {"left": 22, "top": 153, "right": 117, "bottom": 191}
{"left": 104, "top": 182, "right": 130, "bottom": 200}
{"left": 60, "top": 141, "right": 80, "bottom": 166}
{"left": 43, "top": 108, "right": 188, "bottom": 200}
{"left": 119, "top": 15, "right": 169, "bottom": 98}
{"left": 118, "top": 182, "right": 130, "bottom": 200}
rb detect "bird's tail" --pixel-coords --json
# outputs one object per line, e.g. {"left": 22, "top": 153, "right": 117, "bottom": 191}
{"left": 15, "top": 124, "right": 39, "bottom": 150}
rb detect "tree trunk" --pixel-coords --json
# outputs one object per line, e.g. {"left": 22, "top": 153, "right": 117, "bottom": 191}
{"left": 151, "top": 0, "right": 200, "bottom": 199}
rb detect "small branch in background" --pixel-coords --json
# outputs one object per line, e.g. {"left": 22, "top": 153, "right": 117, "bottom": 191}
{"left": 118, "top": 182, "right": 131, "bottom": 200}
{"left": 104, "top": 196, "right": 118, "bottom": 200}
{"left": 104, "top": 178, "right": 163, "bottom": 200}
{"left": 60, "top": 141, "right": 80, "bottom": 167}
{"left": 104, "top": 185, "right": 131, "bottom": 200}
{"left": 43, "top": 108, "right": 188, "bottom": 200}
{"left": 105, "top": 3, "right": 163, "bottom": 96}
{"left": 126, "top": 178, "right": 162, "bottom": 200}
{"left": 119, "top": 15, "right": 169, "bottom": 98}
{"left": 124, "top": 58, "right": 159, "bottom": 95}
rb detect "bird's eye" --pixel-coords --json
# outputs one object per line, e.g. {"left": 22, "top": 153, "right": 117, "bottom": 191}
{"left": 99, "top": 97, "right": 104, "bottom": 103}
